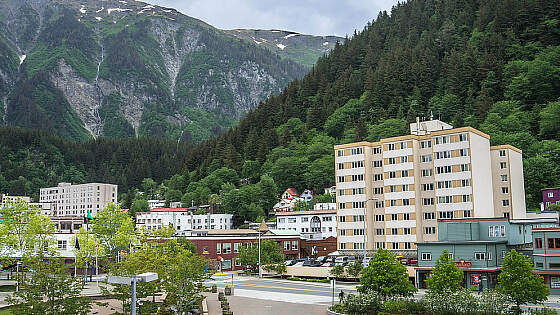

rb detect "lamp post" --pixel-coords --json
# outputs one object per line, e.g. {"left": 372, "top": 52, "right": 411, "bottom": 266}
{"left": 108, "top": 272, "right": 158, "bottom": 315}
{"left": 257, "top": 219, "right": 268, "bottom": 278}
{"left": 363, "top": 198, "right": 379, "bottom": 261}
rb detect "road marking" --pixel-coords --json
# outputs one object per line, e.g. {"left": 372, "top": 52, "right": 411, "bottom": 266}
{"left": 233, "top": 283, "right": 333, "bottom": 293}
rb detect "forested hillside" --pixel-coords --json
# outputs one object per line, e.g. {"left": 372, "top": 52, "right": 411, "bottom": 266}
{"left": 181, "top": 0, "right": 560, "bottom": 211}
{"left": 2, "top": 0, "right": 560, "bottom": 222}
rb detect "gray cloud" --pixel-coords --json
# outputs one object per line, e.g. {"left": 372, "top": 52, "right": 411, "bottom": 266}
{"left": 144, "top": 0, "right": 399, "bottom": 36}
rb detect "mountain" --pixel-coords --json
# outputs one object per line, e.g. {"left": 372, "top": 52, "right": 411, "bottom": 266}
{"left": 224, "top": 29, "right": 343, "bottom": 67}
{"left": 0, "top": 0, "right": 315, "bottom": 142}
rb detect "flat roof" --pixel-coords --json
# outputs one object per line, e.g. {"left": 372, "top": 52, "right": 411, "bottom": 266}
{"left": 275, "top": 209, "right": 336, "bottom": 216}
{"left": 417, "top": 240, "right": 508, "bottom": 245}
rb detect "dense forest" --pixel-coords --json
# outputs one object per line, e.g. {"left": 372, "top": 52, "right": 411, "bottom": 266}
{"left": 2, "top": 0, "right": 560, "bottom": 222}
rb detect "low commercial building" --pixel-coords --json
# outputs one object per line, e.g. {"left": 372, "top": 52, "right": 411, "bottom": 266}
{"left": 541, "top": 187, "right": 560, "bottom": 210}
{"left": 532, "top": 227, "right": 560, "bottom": 294}
{"left": 276, "top": 209, "right": 337, "bottom": 240}
{"left": 135, "top": 208, "right": 233, "bottom": 236}
{"left": 186, "top": 229, "right": 301, "bottom": 271}
{"left": 416, "top": 217, "right": 557, "bottom": 290}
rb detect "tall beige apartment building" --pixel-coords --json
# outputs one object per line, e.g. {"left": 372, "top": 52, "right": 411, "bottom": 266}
{"left": 39, "top": 182, "right": 118, "bottom": 217}
{"left": 334, "top": 119, "right": 526, "bottom": 256}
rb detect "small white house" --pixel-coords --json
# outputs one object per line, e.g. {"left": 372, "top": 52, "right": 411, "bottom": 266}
{"left": 147, "top": 200, "right": 165, "bottom": 209}
{"left": 136, "top": 208, "right": 233, "bottom": 236}
{"left": 275, "top": 209, "right": 337, "bottom": 240}
{"left": 299, "top": 189, "right": 315, "bottom": 202}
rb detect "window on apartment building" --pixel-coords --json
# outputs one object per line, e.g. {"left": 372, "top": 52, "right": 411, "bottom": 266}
{"left": 437, "top": 180, "right": 452, "bottom": 189}
{"left": 401, "top": 170, "right": 409, "bottom": 177}
{"left": 421, "top": 140, "right": 432, "bottom": 148}
{"left": 339, "top": 216, "right": 346, "bottom": 222}
{"left": 422, "top": 169, "right": 433, "bottom": 177}
{"left": 438, "top": 211, "right": 454, "bottom": 219}
{"left": 353, "top": 201, "right": 365, "bottom": 208}
{"left": 284, "top": 241, "right": 290, "bottom": 251}
{"left": 401, "top": 155, "right": 409, "bottom": 163}
{"left": 354, "top": 229, "right": 365, "bottom": 235}
{"left": 424, "top": 227, "right": 436, "bottom": 234}
{"left": 499, "top": 150, "right": 506, "bottom": 157}
{"left": 423, "top": 198, "right": 435, "bottom": 206}
{"left": 375, "top": 214, "right": 384, "bottom": 221}
{"left": 502, "top": 200, "right": 510, "bottom": 206}
{"left": 435, "top": 151, "right": 451, "bottom": 159}
{"left": 351, "top": 174, "right": 364, "bottom": 181}
{"left": 392, "top": 242, "right": 399, "bottom": 249}
{"left": 376, "top": 242, "right": 386, "bottom": 249}
{"left": 223, "top": 243, "right": 232, "bottom": 253}
{"left": 500, "top": 162, "right": 507, "bottom": 169}
{"left": 390, "top": 185, "right": 397, "bottom": 193}
{"left": 375, "top": 201, "right": 383, "bottom": 208}
{"left": 403, "top": 213, "right": 410, "bottom": 220}
{"left": 460, "top": 164, "right": 470, "bottom": 172}
{"left": 340, "top": 243, "right": 346, "bottom": 249}
{"left": 403, "top": 228, "right": 411, "bottom": 235}
{"left": 337, "top": 150, "right": 344, "bottom": 157}
{"left": 339, "top": 229, "right": 346, "bottom": 236}
{"left": 376, "top": 228, "right": 385, "bottom": 235}
{"left": 351, "top": 147, "right": 363, "bottom": 155}
{"left": 390, "top": 200, "right": 398, "bottom": 207}
{"left": 373, "top": 147, "right": 382, "bottom": 154}
{"left": 464, "top": 210, "right": 472, "bottom": 218}
{"left": 58, "top": 240, "right": 67, "bottom": 250}
{"left": 337, "top": 176, "right": 345, "bottom": 182}
{"left": 436, "top": 166, "right": 452, "bottom": 174}
{"left": 459, "top": 148, "right": 469, "bottom": 156}
{"left": 288, "top": 218, "right": 297, "bottom": 223}
{"left": 489, "top": 225, "right": 506, "bottom": 238}
{"left": 504, "top": 212, "right": 510, "bottom": 219}
{"left": 535, "top": 238, "right": 543, "bottom": 249}
{"left": 422, "top": 183, "right": 434, "bottom": 191}
{"left": 462, "top": 195, "right": 471, "bottom": 202}
{"left": 217, "top": 243, "right": 221, "bottom": 254}
{"left": 389, "top": 171, "right": 397, "bottom": 178}
{"left": 424, "top": 212, "right": 436, "bottom": 220}
{"left": 352, "top": 188, "right": 365, "bottom": 195}
{"left": 338, "top": 163, "right": 344, "bottom": 170}
{"left": 374, "top": 160, "right": 382, "bottom": 167}
{"left": 461, "top": 179, "right": 471, "bottom": 187}
{"left": 404, "top": 242, "right": 412, "bottom": 249}
{"left": 438, "top": 196, "right": 453, "bottom": 204}
{"left": 374, "top": 174, "right": 383, "bottom": 181}
{"left": 548, "top": 238, "right": 560, "bottom": 249}
{"left": 338, "top": 203, "right": 346, "bottom": 210}
{"left": 435, "top": 136, "right": 450, "bottom": 145}
{"left": 388, "top": 157, "right": 396, "bottom": 165}
{"left": 459, "top": 133, "right": 468, "bottom": 142}
{"left": 353, "top": 215, "right": 365, "bottom": 222}
{"left": 391, "top": 228, "right": 398, "bottom": 235}
{"left": 388, "top": 143, "right": 395, "bottom": 151}
{"left": 338, "top": 189, "right": 346, "bottom": 196}
{"left": 421, "top": 252, "right": 432, "bottom": 260}
{"left": 402, "top": 184, "right": 410, "bottom": 191}
{"left": 403, "top": 199, "right": 410, "bottom": 206}
{"left": 322, "top": 216, "right": 333, "bottom": 222}
{"left": 351, "top": 161, "right": 364, "bottom": 168}
{"left": 354, "top": 242, "right": 365, "bottom": 250}
{"left": 422, "top": 155, "right": 432, "bottom": 163}
{"left": 499, "top": 187, "right": 509, "bottom": 194}
{"left": 302, "top": 217, "right": 309, "bottom": 222}
{"left": 391, "top": 214, "right": 398, "bottom": 220}
{"left": 400, "top": 142, "right": 407, "bottom": 149}
{"left": 234, "top": 243, "right": 241, "bottom": 253}
{"left": 374, "top": 187, "right": 384, "bottom": 194}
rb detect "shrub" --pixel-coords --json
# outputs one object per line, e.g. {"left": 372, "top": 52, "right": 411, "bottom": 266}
{"left": 529, "top": 308, "right": 557, "bottom": 315}
{"left": 345, "top": 292, "right": 381, "bottom": 315}
{"left": 329, "top": 303, "right": 347, "bottom": 314}
{"left": 478, "top": 289, "right": 508, "bottom": 314}
{"left": 381, "top": 299, "right": 407, "bottom": 313}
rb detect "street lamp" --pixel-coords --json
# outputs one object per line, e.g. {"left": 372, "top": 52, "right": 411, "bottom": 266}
{"left": 108, "top": 272, "right": 158, "bottom": 315}
{"left": 258, "top": 219, "right": 268, "bottom": 278}
{"left": 363, "top": 198, "right": 379, "bottom": 261}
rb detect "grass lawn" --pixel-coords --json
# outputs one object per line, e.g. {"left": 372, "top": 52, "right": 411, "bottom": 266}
{"left": 0, "top": 309, "right": 12, "bottom": 314}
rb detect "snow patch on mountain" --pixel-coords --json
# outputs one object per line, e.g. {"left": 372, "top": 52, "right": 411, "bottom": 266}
{"left": 276, "top": 44, "right": 286, "bottom": 50}
{"left": 284, "top": 33, "right": 298, "bottom": 39}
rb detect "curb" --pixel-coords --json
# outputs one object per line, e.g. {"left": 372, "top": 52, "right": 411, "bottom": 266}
{"left": 327, "top": 309, "right": 345, "bottom": 315}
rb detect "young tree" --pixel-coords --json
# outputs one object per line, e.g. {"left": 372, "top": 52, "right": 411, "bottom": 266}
{"left": 358, "top": 249, "right": 417, "bottom": 300}
{"left": 426, "top": 250, "right": 463, "bottom": 293}
{"left": 497, "top": 250, "right": 549, "bottom": 310}
{"left": 91, "top": 203, "right": 136, "bottom": 260}
{"left": 347, "top": 261, "right": 363, "bottom": 279}
{"left": 129, "top": 198, "right": 150, "bottom": 218}
{"left": 329, "top": 264, "right": 346, "bottom": 279}
{"left": 238, "top": 240, "right": 285, "bottom": 273}
{"left": 7, "top": 259, "right": 92, "bottom": 315}
{"left": 73, "top": 227, "right": 103, "bottom": 277}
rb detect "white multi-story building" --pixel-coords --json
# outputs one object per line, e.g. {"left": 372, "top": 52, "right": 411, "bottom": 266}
{"left": 334, "top": 118, "right": 529, "bottom": 256}
{"left": 276, "top": 209, "right": 337, "bottom": 240}
{"left": 39, "top": 182, "right": 118, "bottom": 217}
{"left": 0, "top": 195, "right": 31, "bottom": 207}
{"left": 135, "top": 208, "right": 233, "bottom": 236}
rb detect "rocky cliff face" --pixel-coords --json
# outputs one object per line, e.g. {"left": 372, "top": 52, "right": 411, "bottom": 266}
{"left": 0, "top": 0, "right": 323, "bottom": 142}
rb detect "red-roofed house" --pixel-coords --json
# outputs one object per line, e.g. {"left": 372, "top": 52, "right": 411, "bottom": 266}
{"left": 281, "top": 188, "right": 299, "bottom": 200}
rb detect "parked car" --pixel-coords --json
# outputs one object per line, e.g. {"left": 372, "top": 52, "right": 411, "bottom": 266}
{"left": 309, "top": 260, "right": 323, "bottom": 267}
{"left": 316, "top": 256, "right": 327, "bottom": 263}
{"left": 303, "top": 260, "right": 314, "bottom": 267}
{"left": 243, "top": 265, "right": 257, "bottom": 273}
{"left": 334, "top": 256, "right": 349, "bottom": 265}
{"left": 293, "top": 261, "right": 305, "bottom": 267}
{"left": 400, "top": 258, "right": 409, "bottom": 265}
{"left": 285, "top": 260, "right": 297, "bottom": 266}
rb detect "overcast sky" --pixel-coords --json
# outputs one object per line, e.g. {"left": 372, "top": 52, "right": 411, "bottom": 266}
{"left": 144, "top": 0, "right": 400, "bottom": 37}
